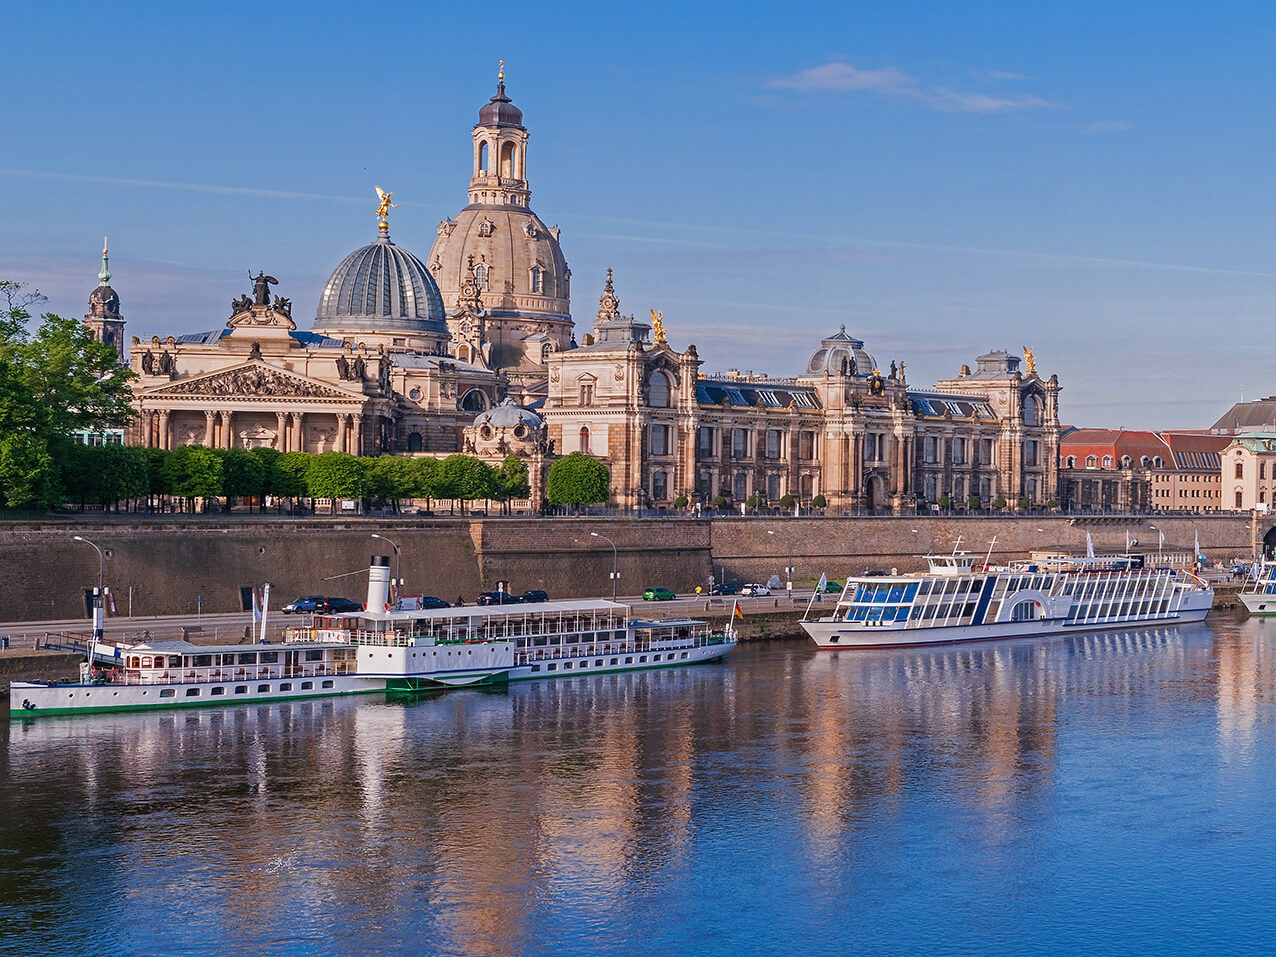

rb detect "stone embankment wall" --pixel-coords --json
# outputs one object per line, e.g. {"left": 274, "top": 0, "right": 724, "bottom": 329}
{"left": 0, "top": 515, "right": 1261, "bottom": 622}
{"left": 0, "top": 651, "right": 81, "bottom": 701}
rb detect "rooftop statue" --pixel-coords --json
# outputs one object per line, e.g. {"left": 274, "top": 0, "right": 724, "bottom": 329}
{"left": 250, "top": 271, "right": 278, "bottom": 306}
{"left": 1023, "top": 345, "right": 1036, "bottom": 376}
{"left": 375, "top": 185, "right": 396, "bottom": 229}
{"left": 651, "top": 309, "right": 667, "bottom": 345}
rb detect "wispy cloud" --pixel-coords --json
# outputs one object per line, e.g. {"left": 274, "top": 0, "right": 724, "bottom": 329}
{"left": 770, "top": 62, "right": 914, "bottom": 93}
{"left": 0, "top": 168, "right": 448, "bottom": 211}
{"left": 768, "top": 60, "right": 1056, "bottom": 114}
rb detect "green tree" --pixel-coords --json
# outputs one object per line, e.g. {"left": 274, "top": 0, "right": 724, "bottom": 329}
{"left": 992, "top": 496, "right": 1008, "bottom": 510}
{"left": 493, "top": 455, "right": 531, "bottom": 513}
{"left": 1045, "top": 498, "right": 1059, "bottom": 511}
{"left": 938, "top": 493, "right": 952, "bottom": 511}
{"left": 248, "top": 447, "right": 283, "bottom": 510}
{"left": 103, "top": 444, "right": 150, "bottom": 508}
{"left": 409, "top": 457, "right": 442, "bottom": 510}
{"left": 546, "top": 452, "right": 610, "bottom": 509}
{"left": 275, "top": 451, "right": 312, "bottom": 507}
{"left": 437, "top": 454, "right": 497, "bottom": 513}
{"left": 746, "top": 493, "right": 763, "bottom": 509}
{"left": 779, "top": 493, "right": 796, "bottom": 510}
{"left": 711, "top": 494, "right": 728, "bottom": 509}
{"left": 218, "top": 447, "right": 267, "bottom": 510}
{"left": 368, "top": 454, "right": 415, "bottom": 509}
{"left": 1018, "top": 496, "right": 1031, "bottom": 510}
{"left": 811, "top": 493, "right": 827, "bottom": 509}
{"left": 162, "top": 444, "right": 223, "bottom": 512}
{"left": 966, "top": 494, "right": 982, "bottom": 511}
{"left": 673, "top": 494, "right": 690, "bottom": 509}
{"left": 0, "top": 281, "right": 135, "bottom": 507}
{"left": 142, "top": 447, "right": 170, "bottom": 510}
{"left": 307, "top": 452, "right": 369, "bottom": 510}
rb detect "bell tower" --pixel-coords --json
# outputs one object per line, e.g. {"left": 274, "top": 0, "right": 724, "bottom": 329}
{"left": 84, "top": 237, "right": 126, "bottom": 366}
{"left": 468, "top": 61, "right": 530, "bottom": 209}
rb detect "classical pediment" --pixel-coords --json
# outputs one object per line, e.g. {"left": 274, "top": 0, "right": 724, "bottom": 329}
{"left": 146, "top": 363, "right": 362, "bottom": 400}
{"left": 228, "top": 304, "right": 297, "bottom": 331}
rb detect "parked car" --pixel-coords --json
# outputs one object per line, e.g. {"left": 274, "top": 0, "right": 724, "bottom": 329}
{"left": 281, "top": 595, "right": 327, "bottom": 614}
{"left": 819, "top": 579, "right": 843, "bottom": 593}
{"left": 321, "top": 597, "right": 363, "bottom": 614}
{"left": 520, "top": 590, "right": 550, "bottom": 603}
{"left": 642, "top": 587, "right": 676, "bottom": 601}
{"left": 476, "top": 590, "right": 523, "bottom": 606}
{"left": 740, "top": 583, "right": 771, "bottom": 597}
{"left": 709, "top": 582, "right": 740, "bottom": 596}
{"left": 416, "top": 595, "right": 451, "bottom": 610}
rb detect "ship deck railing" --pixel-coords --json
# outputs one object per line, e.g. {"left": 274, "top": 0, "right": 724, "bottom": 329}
{"left": 87, "top": 661, "right": 360, "bottom": 687}
{"left": 513, "top": 632, "right": 732, "bottom": 663}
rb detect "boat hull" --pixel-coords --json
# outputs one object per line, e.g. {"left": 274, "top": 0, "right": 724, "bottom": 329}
{"left": 509, "top": 638, "right": 736, "bottom": 680}
{"left": 802, "top": 600, "right": 1212, "bottom": 650}
{"left": 1239, "top": 593, "right": 1276, "bottom": 616}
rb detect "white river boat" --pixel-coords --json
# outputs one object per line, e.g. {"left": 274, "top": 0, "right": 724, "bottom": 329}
{"left": 11, "top": 556, "right": 737, "bottom": 718}
{"left": 801, "top": 548, "right": 1213, "bottom": 650}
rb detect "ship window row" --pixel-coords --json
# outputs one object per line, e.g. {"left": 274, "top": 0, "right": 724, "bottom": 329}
{"left": 915, "top": 578, "right": 983, "bottom": 597}
{"left": 851, "top": 583, "right": 920, "bottom": 604}
{"left": 1067, "top": 597, "right": 1172, "bottom": 622}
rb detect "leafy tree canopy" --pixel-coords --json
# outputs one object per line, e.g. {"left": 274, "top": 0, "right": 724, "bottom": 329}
{"left": 546, "top": 453, "right": 610, "bottom": 507}
{"left": 307, "top": 452, "right": 370, "bottom": 500}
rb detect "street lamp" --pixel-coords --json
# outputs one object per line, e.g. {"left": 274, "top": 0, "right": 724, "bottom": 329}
{"left": 767, "top": 529, "right": 794, "bottom": 596}
{"left": 370, "top": 533, "right": 402, "bottom": 604}
{"left": 73, "top": 535, "right": 105, "bottom": 644}
{"left": 591, "top": 531, "right": 619, "bottom": 601}
{"left": 1148, "top": 524, "right": 1165, "bottom": 565}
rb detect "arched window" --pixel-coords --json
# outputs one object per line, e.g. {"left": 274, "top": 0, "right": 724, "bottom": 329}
{"left": 1086, "top": 455, "right": 1098, "bottom": 468}
{"left": 541, "top": 342, "right": 552, "bottom": 363}
{"left": 501, "top": 142, "right": 517, "bottom": 178}
{"left": 407, "top": 432, "right": 423, "bottom": 453}
{"left": 460, "top": 389, "right": 487, "bottom": 413}
{"left": 579, "top": 427, "right": 591, "bottom": 454}
{"left": 479, "top": 141, "right": 489, "bottom": 173}
{"left": 1102, "top": 455, "right": 1113, "bottom": 468}
{"left": 1153, "top": 456, "right": 1163, "bottom": 468}
{"left": 1140, "top": 455, "right": 1150, "bottom": 467}
{"left": 1022, "top": 394, "right": 1041, "bottom": 427}
{"left": 530, "top": 265, "right": 544, "bottom": 294}
{"left": 473, "top": 264, "right": 488, "bottom": 290}
{"left": 648, "top": 371, "right": 671, "bottom": 408}
{"left": 1120, "top": 455, "right": 1132, "bottom": 468}
{"left": 1066, "top": 456, "right": 1077, "bottom": 468}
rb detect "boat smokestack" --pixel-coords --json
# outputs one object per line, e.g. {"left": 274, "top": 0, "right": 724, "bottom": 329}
{"left": 366, "top": 555, "right": 392, "bottom": 611}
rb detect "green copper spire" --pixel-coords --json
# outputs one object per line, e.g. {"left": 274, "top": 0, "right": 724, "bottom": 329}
{"left": 98, "top": 236, "right": 110, "bottom": 286}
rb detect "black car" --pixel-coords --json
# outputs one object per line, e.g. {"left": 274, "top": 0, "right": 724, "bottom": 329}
{"left": 520, "top": 590, "right": 549, "bottom": 603}
{"left": 322, "top": 597, "right": 363, "bottom": 614}
{"left": 416, "top": 595, "right": 451, "bottom": 610}
{"left": 709, "top": 582, "right": 740, "bottom": 596}
{"left": 476, "top": 590, "right": 523, "bottom": 606}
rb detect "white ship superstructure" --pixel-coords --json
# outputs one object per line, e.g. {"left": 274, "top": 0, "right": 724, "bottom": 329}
{"left": 801, "top": 549, "right": 1213, "bottom": 650}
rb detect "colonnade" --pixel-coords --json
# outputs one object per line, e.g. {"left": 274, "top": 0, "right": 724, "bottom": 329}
{"left": 139, "top": 409, "right": 363, "bottom": 454}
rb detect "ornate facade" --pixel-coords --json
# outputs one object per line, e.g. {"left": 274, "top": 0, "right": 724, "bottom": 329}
{"left": 541, "top": 274, "right": 1062, "bottom": 511}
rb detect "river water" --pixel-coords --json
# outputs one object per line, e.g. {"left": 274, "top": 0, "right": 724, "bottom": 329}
{"left": 4, "top": 615, "right": 1276, "bottom": 956}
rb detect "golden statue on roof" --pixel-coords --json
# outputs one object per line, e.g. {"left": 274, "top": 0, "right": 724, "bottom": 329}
{"left": 375, "top": 185, "right": 396, "bottom": 231}
{"left": 1023, "top": 345, "right": 1036, "bottom": 376}
{"left": 650, "top": 309, "right": 667, "bottom": 345}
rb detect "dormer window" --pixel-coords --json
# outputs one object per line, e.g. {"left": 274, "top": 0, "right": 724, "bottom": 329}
{"left": 1102, "top": 455, "right": 1113, "bottom": 468}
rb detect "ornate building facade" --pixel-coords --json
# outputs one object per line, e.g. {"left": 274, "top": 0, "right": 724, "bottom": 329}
{"left": 541, "top": 273, "right": 1062, "bottom": 512}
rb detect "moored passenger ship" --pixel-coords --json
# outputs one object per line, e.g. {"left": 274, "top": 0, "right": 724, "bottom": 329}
{"left": 12, "top": 556, "right": 736, "bottom": 718}
{"left": 801, "top": 549, "right": 1213, "bottom": 650}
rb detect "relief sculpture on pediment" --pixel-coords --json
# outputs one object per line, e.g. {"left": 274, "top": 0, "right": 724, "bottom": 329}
{"left": 155, "top": 365, "right": 351, "bottom": 399}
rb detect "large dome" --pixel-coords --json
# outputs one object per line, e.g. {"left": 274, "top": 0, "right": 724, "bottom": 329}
{"left": 428, "top": 208, "right": 570, "bottom": 322}
{"left": 473, "top": 397, "right": 542, "bottom": 429}
{"left": 803, "top": 326, "right": 879, "bottom": 378}
{"left": 314, "top": 233, "right": 448, "bottom": 337}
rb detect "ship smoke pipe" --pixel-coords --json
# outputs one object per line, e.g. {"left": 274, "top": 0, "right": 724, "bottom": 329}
{"left": 367, "top": 555, "right": 392, "bottom": 611}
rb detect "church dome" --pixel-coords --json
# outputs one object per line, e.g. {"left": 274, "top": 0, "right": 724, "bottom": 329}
{"left": 428, "top": 208, "right": 570, "bottom": 322}
{"left": 313, "top": 233, "right": 448, "bottom": 336}
{"left": 478, "top": 81, "right": 524, "bottom": 128}
{"left": 88, "top": 284, "right": 121, "bottom": 318}
{"left": 803, "top": 326, "right": 878, "bottom": 378}
{"left": 473, "top": 397, "right": 542, "bottom": 429}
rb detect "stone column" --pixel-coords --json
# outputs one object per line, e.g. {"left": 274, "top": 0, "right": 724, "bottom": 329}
{"left": 335, "top": 414, "right": 346, "bottom": 454}
{"left": 222, "top": 411, "right": 235, "bottom": 449}
{"left": 347, "top": 414, "right": 360, "bottom": 455}
{"left": 293, "top": 412, "right": 305, "bottom": 453}
{"left": 204, "top": 411, "right": 216, "bottom": 448}
{"left": 275, "top": 412, "right": 287, "bottom": 452}
{"left": 158, "top": 410, "right": 170, "bottom": 450}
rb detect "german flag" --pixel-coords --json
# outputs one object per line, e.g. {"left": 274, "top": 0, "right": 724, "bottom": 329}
{"left": 733, "top": 601, "right": 744, "bottom": 620}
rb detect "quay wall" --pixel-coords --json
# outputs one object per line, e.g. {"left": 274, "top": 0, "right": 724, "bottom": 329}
{"left": 0, "top": 515, "right": 1262, "bottom": 623}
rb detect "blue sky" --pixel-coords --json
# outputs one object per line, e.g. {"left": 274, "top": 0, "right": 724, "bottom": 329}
{"left": 4, "top": 1, "right": 1275, "bottom": 428}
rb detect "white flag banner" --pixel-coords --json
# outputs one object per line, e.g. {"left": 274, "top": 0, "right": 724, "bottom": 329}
{"left": 1086, "top": 531, "right": 1095, "bottom": 559}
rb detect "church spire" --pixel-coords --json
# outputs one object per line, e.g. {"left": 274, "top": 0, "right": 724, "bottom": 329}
{"left": 99, "top": 236, "right": 111, "bottom": 286}
{"left": 469, "top": 65, "right": 530, "bottom": 208}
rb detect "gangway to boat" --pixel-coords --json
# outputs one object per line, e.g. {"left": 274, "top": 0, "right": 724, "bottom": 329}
{"left": 37, "top": 633, "right": 124, "bottom": 668}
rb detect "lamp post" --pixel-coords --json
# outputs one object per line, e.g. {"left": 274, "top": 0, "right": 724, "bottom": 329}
{"left": 73, "top": 535, "right": 105, "bottom": 644}
{"left": 591, "top": 531, "right": 618, "bottom": 601}
{"left": 768, "top": 529, "right": 794, "bottom": 596}
{"left": 1148, "top": 524, "right": 1164, "bottom": 565}
{"left": 370, "top": 533, "right": 401, "bottom": 604}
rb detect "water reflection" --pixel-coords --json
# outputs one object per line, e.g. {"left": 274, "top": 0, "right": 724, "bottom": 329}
{"left": 5, "top": 618, "right": 1276, "bottom": 956}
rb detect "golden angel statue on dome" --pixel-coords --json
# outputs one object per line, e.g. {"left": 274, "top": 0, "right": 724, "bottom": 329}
{"left": 1022, "top": 345, "right": 1036, "bottom": 376}
{"left": 375, "top": 185, "right": 397, "bottom": 222}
